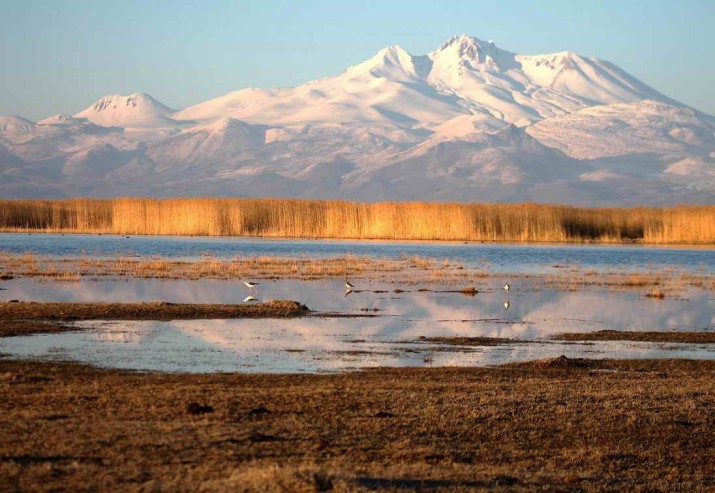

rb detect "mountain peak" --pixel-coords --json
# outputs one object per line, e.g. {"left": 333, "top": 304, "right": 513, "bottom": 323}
{"left": 437, "top": 34, "right": 491, "bottom": 54}
{"left": 85, "top": 93, "right": 171, "bottom": 113}
{"left": 344, "top": 44, "right": 430, "bottom": 80}
{"left": 74, "top": 93, "right": 177, "bottom": 128}
{"left": 430, "top": 34, "right": 517, "bottom": 73}
{"left": 0, "top": 115, "right": 36, "bottom": 133}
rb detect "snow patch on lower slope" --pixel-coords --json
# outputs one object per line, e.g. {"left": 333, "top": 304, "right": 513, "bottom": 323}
{"left": 527, "top": 100, "right": 715, "bottom": 160}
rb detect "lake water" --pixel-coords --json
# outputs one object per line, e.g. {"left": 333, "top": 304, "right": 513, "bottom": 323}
{"left": 1, "top": 278, "right": 713, "bottom": 373}
{"left": 1, "top": 233, "right": 714, "bottom": 274}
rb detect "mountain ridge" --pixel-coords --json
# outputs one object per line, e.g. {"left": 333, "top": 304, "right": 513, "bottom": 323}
{"left": 0, "top": 35, "right": 713, "bottom": 205}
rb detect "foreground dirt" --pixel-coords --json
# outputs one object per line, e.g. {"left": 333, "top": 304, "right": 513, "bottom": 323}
{"left": 0, "top": 358, "right": 713, "bottom": 492}
{"left": 554, "top": 330, "right": 715, "bottom": 344}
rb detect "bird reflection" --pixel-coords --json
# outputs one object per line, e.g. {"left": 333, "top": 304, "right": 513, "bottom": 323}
{"left": 344, "top": 289, "right": 354, "bottom": 298}
{"left": 243, "top": 295, "right": 259, "bottom": 303}
{"left": 504, "top": 299, "right": 510, "bottom": 310}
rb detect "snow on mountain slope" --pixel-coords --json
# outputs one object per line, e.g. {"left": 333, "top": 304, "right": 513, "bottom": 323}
{"left": 517, "top": 52, "right": 671, "bottom": 105}
{"left": 1, "top": 34, "right": 714, "bottom": 204}
{"left": 146, "top": 118, "right": 267, "bottom": 165}
{"left": 175, "top": 35, "right": 673, "bottom": 128}
{"left": 38, "top": 114, "right": 90, "bottom": 126}
{"left": 174, "top": 71, "right": 465, "bottom": 127}
{"left": 75, "top": 93, "right": 180, "bottom": 128}
{"left": 527, "top": 100, "right": 715, "bottom": 159}
{"left": 62, "top": 143, "right": 148, "bottom": 180}
{"left": 0, "top": 116, "right": 36, "bottom": 133}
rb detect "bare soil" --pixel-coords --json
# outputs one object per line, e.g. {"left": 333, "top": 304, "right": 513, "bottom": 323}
{"left": 416, "top": 336, "right": 523, "bottom": 346}
{"left": 1, "top": 358, "right": 713, "bottom": 491}
{"left": 0, "top": 300, "right": 308, "bottom": 325}
{"left": 554, "top": 329, "right": 715, "bottom": 344}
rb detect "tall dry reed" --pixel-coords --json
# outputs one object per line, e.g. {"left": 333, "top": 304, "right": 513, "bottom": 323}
{"left": 0, "top": 198, "right": 713, "bottom": 244}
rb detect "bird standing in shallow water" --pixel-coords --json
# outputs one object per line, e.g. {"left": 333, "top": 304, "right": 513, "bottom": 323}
{"left": 345, "top": 279, "right": 355, "bottom": 290}
{"left": 244, "top": 281, "right": 259, "bottom": 290}
{"left": 503, "top": 282, "right": 510, "bottom": 292}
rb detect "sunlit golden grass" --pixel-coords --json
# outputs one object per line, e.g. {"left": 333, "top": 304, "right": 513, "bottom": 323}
{"left": 1, "top": 198, "right": 714, "bottom": 243}
{"left": 0, "top": 252, "right": 474, "bottom": 285}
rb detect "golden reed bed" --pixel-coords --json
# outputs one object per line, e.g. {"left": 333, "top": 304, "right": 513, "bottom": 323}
{"left": 1, "top": 198, "right": 714, "bottom": 243}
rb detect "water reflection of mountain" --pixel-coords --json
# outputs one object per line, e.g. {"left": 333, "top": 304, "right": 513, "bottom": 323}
{"left": 5, "top": 278, "right": 712, "bottom": 334}
{"left": 1, "top": 278, "right": 713, "bottom": 372}
{"left": 4, "top": 316, "right": 710, "bottom": 373}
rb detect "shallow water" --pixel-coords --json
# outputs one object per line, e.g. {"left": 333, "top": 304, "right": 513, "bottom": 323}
{"left": 2, "top": 319, "right": 712, "bottom": 373}
{"left": 1, "top": 233, "right": 714, "bottom": 273}
{"left": 1, "top": 278, "right": 713, "bottom": 373}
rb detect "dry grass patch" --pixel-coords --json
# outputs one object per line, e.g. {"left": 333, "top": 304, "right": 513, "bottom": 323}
{"left": 0, "top": 358, "right": 714, "bottom": 491}
{"left": 2, "top": 198, "right": 715, "bottom": 243}
{"left": 0, "top": 253, "right": 478, "bottom": 285}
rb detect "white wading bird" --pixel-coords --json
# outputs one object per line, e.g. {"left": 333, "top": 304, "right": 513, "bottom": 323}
{"left": 244, "top": 281, "right": 259, "bottom": 290}
{"left": 345, "top": 279, "right": 355, "bottom": 290}
{"left": 503, "top": 282, "right": 510, "bottom": 292}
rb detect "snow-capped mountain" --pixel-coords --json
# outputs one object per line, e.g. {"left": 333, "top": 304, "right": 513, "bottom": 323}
{"left": 74, "top": 93, "right": 180, "bottom": 128}
{"left": 1, "top": 35, "right": 713, "bottom": 204}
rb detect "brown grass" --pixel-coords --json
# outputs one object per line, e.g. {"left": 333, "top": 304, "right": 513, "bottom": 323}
{"left": 0, "top": 252, "right": 476, "bottom": 285}
{"left": 1, "top": 198, "right": 715, "bottom": 243}
{"left": 646, "top": 289, "right": 666, "bottom": 299}
{"left": 1, "top": 358, "right": 714, "bottom": 491}
{"left": 3, "top": 253, "right": 714, "bottom": 296}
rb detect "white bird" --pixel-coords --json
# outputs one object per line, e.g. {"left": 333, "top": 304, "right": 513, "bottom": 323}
{"left": 345, "top": 279, "right": 355, "bottom": 290}
{"left": 244, "top": 281, "right": 259, "bottom": 290}
{"left": 503, "top": 282, "right": 510, "bottom": 292}
{"left": 243, "top": 295, "right": 258, "bottom": 303}
{"left": 504, "top": 299, "right": 510, "bottom": 310}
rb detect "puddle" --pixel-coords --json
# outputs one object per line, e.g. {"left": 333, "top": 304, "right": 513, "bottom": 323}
{"left": 0, "top": 279, "right": 713, "bottom": 373}
{"left": 1, "top": 318, "right": 712, "bottom": 373}
{"left": 1, "top": 278, "right": 714, "bottom": 333}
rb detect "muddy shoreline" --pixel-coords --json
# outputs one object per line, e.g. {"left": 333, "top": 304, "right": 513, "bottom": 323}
{"left": 0, "top": 300, "right": 311, "bottom": 339}
{"left": 1, "top": 358, "right": 713, "bottom": 491}
{"left": 0, "top": 299, "right": 307, "bottom": 321}
{"left": 554, "top": 330, "right": 715, "bottom": 344}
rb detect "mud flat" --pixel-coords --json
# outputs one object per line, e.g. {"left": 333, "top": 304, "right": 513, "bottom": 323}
{"left": 1, "top": 358, "right": 713, "bottom": 491}
{"left": 0, "top": 300, "right": 309, "bottom": 338}
{"left": 554, "top": 330, "right": 715, "bottom": 344}
{"left": 0, "top": 300, "right": 308, "bottom": 322}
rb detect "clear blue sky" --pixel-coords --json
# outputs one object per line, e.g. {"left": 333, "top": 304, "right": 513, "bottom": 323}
{"left": 2, "top": 0, "right": 713, "bottom": 120}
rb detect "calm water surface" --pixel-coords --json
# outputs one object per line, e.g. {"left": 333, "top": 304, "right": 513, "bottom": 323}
{"left": 1, "top": 278, "right": 713, "bottom": 373}
{"left": 1, "top": 233, "right": 713, "bottom": 273}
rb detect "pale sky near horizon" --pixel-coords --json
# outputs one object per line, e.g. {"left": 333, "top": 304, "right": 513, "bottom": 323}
{"left": 1, "top": 0, "right": 714, "bottom": 120}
